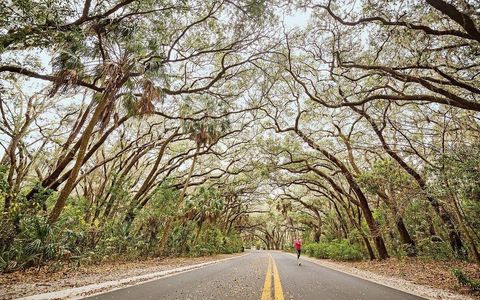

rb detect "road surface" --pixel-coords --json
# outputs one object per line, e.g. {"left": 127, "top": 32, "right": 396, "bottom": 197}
{"left": 83, "top": 251, "right": 425, "bottom": 300}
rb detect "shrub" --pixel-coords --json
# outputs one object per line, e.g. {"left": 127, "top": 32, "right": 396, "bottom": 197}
{"left": 417, "top": 237, "right": 453, "bottom": 260}
{"left": 303, "top": 240, "right": 364, "bottom": 261}
{"left": 0, "top": 215, "right": 86, "bottom": 272}
{"left": 163, "top": 222, "right": 243, "bottom": 257}
{"left": 452, "top": 268, "right": 480, "bottom": 292}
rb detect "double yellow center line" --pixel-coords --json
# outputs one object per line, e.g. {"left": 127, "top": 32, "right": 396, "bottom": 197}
{"left": 261, "top": 253, "right": 284, "bottom": 300}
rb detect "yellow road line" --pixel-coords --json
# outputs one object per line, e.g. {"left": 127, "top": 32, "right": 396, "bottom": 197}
{"left": 261, "top": 254, "right": 285, "bottom": 300}
{"left": 261, "top": 255, "right": 272, "bottom": 300}
{"left": 271, "top": 255, "right": 285, "bottom": 300}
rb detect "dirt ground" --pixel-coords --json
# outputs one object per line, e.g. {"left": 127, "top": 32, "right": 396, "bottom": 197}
{"left": 335, "top": 257, "right": 480, "bottom": 299}
{"left": 0, "top": 253, "right": 242, "bottom": 300}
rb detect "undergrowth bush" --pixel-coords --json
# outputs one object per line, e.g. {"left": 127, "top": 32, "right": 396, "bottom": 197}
{"left": 171, "top": 225, "right": 243, "bottom": 257}
{"left": 303, "top": 240, "right": 364, "bottom": 261}
{"left": 0, "top": 184, "right": 243, "bottom": 272}
{"left": 417, "top": 237, "right": 453, "bottom": 260}
{"left": 452, "top": 268, "right": 480, "bottom": 292}
{"left": 0, "top": 215, "right": 86, "bottom": 272}
{"left": 1, "top": 215, "right": 244, "bottom": 273}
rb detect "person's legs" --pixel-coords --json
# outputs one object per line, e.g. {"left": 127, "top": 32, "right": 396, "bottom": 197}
{"left": 296, "top": 249, "right": 301, "bottom": 259}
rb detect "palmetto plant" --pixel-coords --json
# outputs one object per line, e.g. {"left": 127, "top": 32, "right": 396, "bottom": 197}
{"left": 179, "top": 112, "right": 230, "bottom": 205}
{"left": 182, "top": 119, "right": 230, "bottom": 150}
{"left": 158, "top": 99, "right": 231, "bottom": 253}
{"left": 0, "top": 216, "right": 83, "bottom": 272}
{"left": 184, "top": 187, "right": 224, "bottom": 242}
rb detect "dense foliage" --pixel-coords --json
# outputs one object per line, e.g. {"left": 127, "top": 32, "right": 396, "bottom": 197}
{"left": 303, "top": 241, "right": 363, "bottom": 261}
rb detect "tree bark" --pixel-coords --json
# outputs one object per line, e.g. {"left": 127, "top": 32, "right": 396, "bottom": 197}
{"left": 48, "top": 95, "right": 111, "bottom": 223}
{"left": 378, "top": 192, "right": 417, "bottom": 256}
{"left": 48, "top": 69, "right": 124, "bottom": 223}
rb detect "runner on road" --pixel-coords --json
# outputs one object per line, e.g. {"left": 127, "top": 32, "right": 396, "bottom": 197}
{"left": 294, "top": 238, "right": 302, "bottom": 265}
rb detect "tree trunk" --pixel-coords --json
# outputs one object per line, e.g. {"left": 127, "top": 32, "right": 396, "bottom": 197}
{"left": 448, "top": 185, "right": 480, "bottom": 263}
{"left": 395, "top": 217, "right": 417, "bottom": 256}
{"left": 48, "top": 81, "right": 120, "bottom": 224}
{"left": 378, "top": 192, "right": 417, "bottom": 256}
{"left": 341, "top": 198, "right": 376, "bottom": 260}
{"left": 314, "top": 227, "right": 321, "bottom": 243}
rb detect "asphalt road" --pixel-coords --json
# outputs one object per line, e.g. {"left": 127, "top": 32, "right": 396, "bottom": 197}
{"left": 83, "top": 251, "right": 425, "bottom": 300}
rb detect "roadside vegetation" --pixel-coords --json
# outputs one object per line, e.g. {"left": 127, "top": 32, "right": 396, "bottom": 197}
{"left": 0, "top": 0, "right": 479, "bottom": 294}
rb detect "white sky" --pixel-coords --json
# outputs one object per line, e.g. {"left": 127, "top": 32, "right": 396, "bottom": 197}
{"left": 283, "top": 10, "right": 311, "bottom": 29}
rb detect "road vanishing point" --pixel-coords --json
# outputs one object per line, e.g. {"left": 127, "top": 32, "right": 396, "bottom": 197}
{"left": 84, "top": 251, "right": 425, "bottom": 300}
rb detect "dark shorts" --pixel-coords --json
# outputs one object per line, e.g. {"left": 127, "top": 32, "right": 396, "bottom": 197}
{"left": 296, "top": 249, "right": 301, "bottom": 258}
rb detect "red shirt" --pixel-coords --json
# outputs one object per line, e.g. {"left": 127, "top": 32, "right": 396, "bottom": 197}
{"left": 294, "top": 240, "right": 302, "bottom": 250}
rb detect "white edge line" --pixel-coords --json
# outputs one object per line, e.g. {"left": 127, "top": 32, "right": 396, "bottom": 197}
{"left": 16, "top": 253, "right": 250, "bottom": 300}
{"left": 284, "top": 252, "right": 473, "bottom": 300}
